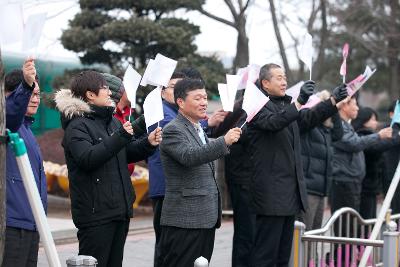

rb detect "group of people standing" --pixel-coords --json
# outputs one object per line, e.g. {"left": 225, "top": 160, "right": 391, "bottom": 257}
{"left": 3, "top": 58, "right": 400, "bottom": 267}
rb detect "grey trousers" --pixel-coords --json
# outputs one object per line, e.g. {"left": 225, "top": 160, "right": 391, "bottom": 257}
{"left": 299, "top": 194, "right": 325, "bottom": 231}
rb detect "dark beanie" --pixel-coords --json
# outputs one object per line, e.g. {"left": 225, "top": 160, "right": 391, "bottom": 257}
{"left": 101, "top": 73, "right": 124, "bottom": 103}
{"left": 351, "top": 107, "right": 377, "bottom": 131}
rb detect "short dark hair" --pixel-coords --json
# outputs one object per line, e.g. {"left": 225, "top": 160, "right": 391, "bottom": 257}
{"left": 4, "top": 69, "right": 39, "bottom": 93}
{"left": 170, "top": 71, "right": 186, "bottom": 80}
{"left": 259, "top": 63, "right": 282, "bottom": 82}
{"left": 180, "top": 67, "right": 204, "bottom": 81}
{"left": 162, "top": 71, "right": 186, "bottom": 90}
{"left": 174, "top": 78, "right": 205, "bottom": 104}
{"left": 5, "top": 69, "right": 23, "bottom": 93}
{"left": 70, "top": 70, "right": 106, "bottom": 101}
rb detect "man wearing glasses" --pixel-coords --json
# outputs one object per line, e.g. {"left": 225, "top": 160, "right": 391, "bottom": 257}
{"left": 3, "top": 58, "right": 47, "bottom": 267}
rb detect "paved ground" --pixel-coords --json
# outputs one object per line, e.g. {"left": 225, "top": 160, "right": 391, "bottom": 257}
{"left": 38, "top": 219, "right": 234, "bottom": 267}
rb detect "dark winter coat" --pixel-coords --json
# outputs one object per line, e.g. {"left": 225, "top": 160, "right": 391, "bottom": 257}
{"left": 246, "top": 94, "right": 338, "bottom": 216}
{"left": 6, "top": 81, "right": 47, "bottom": 231}
{"left": 55, "top": 89, "right": 156, "bottom": 228}
{"left": 357, "top": 127, "right": 400, "bottom": 195}
{"left": 300, "top": 113, "right": 343, "bottom": 196}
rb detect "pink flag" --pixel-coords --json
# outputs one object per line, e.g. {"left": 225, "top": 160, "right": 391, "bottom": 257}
{"left": 340, "top": 43, "right": 349, "bottom": 76}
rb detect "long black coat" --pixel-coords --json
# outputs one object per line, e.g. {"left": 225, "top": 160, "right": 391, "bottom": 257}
{"left": 56, "top": 89, "right": 156, "bottom": 228}
{"left": 247, "top": 95, "right": 337, "bottom": 216}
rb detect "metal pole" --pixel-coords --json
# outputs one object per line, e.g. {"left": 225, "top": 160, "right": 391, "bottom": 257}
{"left": 290, "top": 221, "right": 305, "bottom": 267}
{"left": 8, "top": 131, "right": 61, "bottom": 267}
{"left": 382, "top": 221, "right": 399, "bottom": 267}
{"left": 359, "top": 160, "right": 400, "bottom": 267}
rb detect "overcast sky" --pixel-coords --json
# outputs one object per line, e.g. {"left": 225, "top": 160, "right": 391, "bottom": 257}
{"left": 1, "top": 0, "right": 310, "bottom": 68}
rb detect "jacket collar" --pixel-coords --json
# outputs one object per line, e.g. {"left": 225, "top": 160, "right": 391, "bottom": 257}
{"left": 176, "top": 113, "right": 205, "bottom": 147}
{"left": 163, "top": 100, "right": 178, "bottom": 113}
{"left": 259, "top": 86, "right": 292, "bottom": 104}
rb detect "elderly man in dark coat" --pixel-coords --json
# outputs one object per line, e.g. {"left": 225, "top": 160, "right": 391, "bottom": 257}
{"left": 247, "top": 63, "right": 348, "bottom": 267}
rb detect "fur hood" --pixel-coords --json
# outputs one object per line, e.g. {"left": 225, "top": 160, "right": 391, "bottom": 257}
{"left": 55, "top": 89, "right": 92, "bottom": 119}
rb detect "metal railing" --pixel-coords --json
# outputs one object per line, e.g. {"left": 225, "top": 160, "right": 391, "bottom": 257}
{"left": 290, "top": 208, "right": 400, "bottom": 267}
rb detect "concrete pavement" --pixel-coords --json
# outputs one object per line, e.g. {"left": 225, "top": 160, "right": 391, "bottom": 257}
{"left": 38, "top": 218, "right": 234, "bottom": 267}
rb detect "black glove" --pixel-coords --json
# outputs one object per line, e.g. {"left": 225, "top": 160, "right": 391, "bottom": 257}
{"left": 297, "top": 80, "right": 315, "bottom": 105}
{"left": 131, "top": 115, "right": 146, "bottom": 137}
{"left": 332, "top": 84, "right": 348, "bottom": 103}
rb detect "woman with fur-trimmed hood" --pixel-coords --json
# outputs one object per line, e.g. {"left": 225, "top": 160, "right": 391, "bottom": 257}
{"left": 55, "top": 70, "right": 162, "bottom": 267}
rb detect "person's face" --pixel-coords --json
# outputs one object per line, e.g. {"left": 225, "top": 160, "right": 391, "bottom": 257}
{"left": 177, "top": 88, "right": 208, "bottom": 122}
{"left": 86, "top": 85, "right": 113, "bottom": 107}
{"left": 26, "top": 82, "right": 40, "bottom": 116}
{"left": 261, "top": 68, "right": 287, "bottom": 97}
{"left": 162, "top": 78, "right": 181, "bottom": 104}
{"left": 364, "top": 114, "right": 378, "bottom": 130}
{"left": 343, "top": 98, "right": 359, "bottom": 120}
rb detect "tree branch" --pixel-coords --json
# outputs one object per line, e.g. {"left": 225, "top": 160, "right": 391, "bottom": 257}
{"left": 224, "top": 0, "right": 239, "bottom": 20}
{"left": 197, "top": 8, "right": 236, "bottom": 28}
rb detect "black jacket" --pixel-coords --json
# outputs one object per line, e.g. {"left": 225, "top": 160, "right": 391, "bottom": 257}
{"left": 247, "top": 94, "right": 338, "bottom": 216}
{"left": 55, "top": 89, "right": 156, "bottom": 228}
{"left": 358, "top": 126, "right": 400, "bottom": 194}
{"left": 301, "top": 113, "right": 343, "bottom": 196}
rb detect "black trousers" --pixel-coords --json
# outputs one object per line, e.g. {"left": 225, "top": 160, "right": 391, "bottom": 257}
{"left": 77, "top": 220, "right": 130, "bottom": 267}
{"left": 159, "top": 225, "right": 215, "bottom": 267}
{"left": 250, "top": 215, "right": 295, "bottom": 267}
{"left": 331, "top": 180, "right": 361, "bottom": 237}
{"left": 229, "top": 183, "right": 256, "bottom": 267}
{"left": 1, "top": 227, "right": 39, "bottom": 267}
{"left": 152, "top": 196, "right": 164, "bottom": 267}
{"left": 360, "top": 192, "right": 377, "bottom": 219}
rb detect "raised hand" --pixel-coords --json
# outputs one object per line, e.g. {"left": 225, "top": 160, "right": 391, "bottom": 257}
{"left": 297, "top": 80, "right": 315, "bottom": 105}
{"left": 148, "top": 127, "right": 162, "bottom": 146}
{"left": 122, "top": 121, "right": 133, "bottom": 135}
{"left": 208, "top": 109, "right": 228, "bottom": 127}
{"left": 22, "top": 57, "right": 36, "bottom": 87}
{"left": 224, "top": 127, "right": 242, "bottom": 146}
{"left": 332, "top": 84, "right": 348, "bottom": 103}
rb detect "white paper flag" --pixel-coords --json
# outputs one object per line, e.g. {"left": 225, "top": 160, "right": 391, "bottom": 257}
{"left": 226, "top": 74, "right": 241, "bottom": 109}
{"left": 218, "top": 83, "right": 232, "bottom": 112}
{"left": 140, "top": 59, "right": 156, "bottom": 86}
{"left": 286, "top": 81, "right": 304, "bottom": 103}
{"left": 22, "top": 13, "right": 47, "bottom": 51}
{"left": 123, "top": 65, "right": 142, "bottom": 105}
{"left": 242, "top": 82, "right": 269, "bottom": 122}
{"left": 299, "top": 33, "right": 313, "bottom": 79}
{"left": 143, "top": 86, "right": 164, "bottom": 130}
{"left": 236, "top": 64, "right": 261, "bottom": 90}
{"left": 0, "top": 3, "right": 24, "bottom": 45}
{"left": 147, "top": 53, "right": 177, "bottom": 87}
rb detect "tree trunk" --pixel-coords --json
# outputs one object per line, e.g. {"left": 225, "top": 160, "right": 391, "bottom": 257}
{"left": 388, "top": 0, "right": 400, "bottom": 99}
{"left": 0, "top": 47, "right": 6, "bottom": 265}
{"left": 269, "top": 0, "right": 294, "bottom": 84}
{"left": 313, "top": 0, "right": 328, "bottom": 81}
{"left": 233, "top": 16, "right": 249, "bottom": 70}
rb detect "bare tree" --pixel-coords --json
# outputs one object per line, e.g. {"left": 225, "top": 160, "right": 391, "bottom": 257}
{"left": 269, "top": 0, "right": 294, "bottom": 84}
{"left": 0, "top": 46, "right": 6, "bottom": 265}
{"left": 269, "top": 0, "right": 330, "bottom": 83}
{"left": 194, "top": 0, "right": 252, "bottom": 70}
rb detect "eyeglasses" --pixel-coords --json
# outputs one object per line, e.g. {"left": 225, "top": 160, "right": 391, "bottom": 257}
{"left": 30, "top": 92, "right": 41, "bottom": 99}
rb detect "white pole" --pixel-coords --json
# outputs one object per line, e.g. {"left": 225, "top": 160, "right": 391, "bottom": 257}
{"left": 359, "top": 159, "right": 400, "bottom": 267}
{"left": 15, "top": 153, "right": 61, "bottom": 267}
